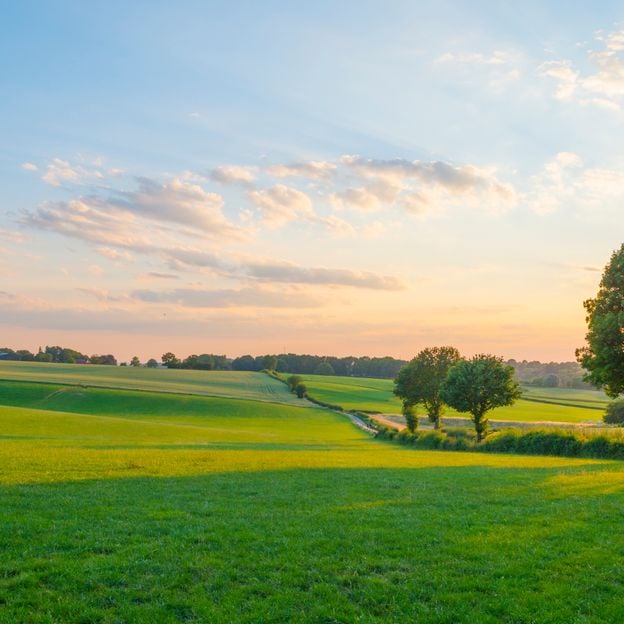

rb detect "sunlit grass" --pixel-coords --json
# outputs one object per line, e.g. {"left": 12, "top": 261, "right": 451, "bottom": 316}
{"left": 302, "top": 374, "right": 606, "bottom": 423}
{"left": 0, "top": 361, "right": 304, "bottom": 406}
{"left": 2, "top": 375, "right": 624, "bottom": 622}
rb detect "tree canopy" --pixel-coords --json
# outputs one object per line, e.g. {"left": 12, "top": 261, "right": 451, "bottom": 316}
{"left": 441, "top": 354, "right": 521, "bottom": 441}
{"left": 576, "top": 243, "right": 624, "bottom": 398}
{"left": 393, "top": 346, "right": 461, "bottom": 429}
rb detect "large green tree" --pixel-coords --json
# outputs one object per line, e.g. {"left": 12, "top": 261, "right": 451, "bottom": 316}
{"left": 393, "top": 346, "right": 461, "bottom": 429}
{"left": 576, "top": 244, "right": 624, "bottom": 398}
{"left": 441, "top": 354, "right": 521, "bottom": 441}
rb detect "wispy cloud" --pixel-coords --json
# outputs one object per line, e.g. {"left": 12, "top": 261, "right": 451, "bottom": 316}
{"left": 210, "top": 165, "right": 256, "bottom": 185}
{"left": 41, "top": 157, "right": 105, "bottom": 187}
{"left": 247, "top": 184, "right": 315, "bottom": 227}
{"left": 132, "top": 287, "right": 322, "bottom": 308}
{"left": 266, "top": 160, "right": 336, "bottom": 179}
{"left": 336, "top": 156, "right": 517, "bottom": 215}
{"left": 527, "top": 151, "right": 624, "bottom": 215}
{"left": 22, "top": 176, "right": 244, "bottom": 247}
{"left": 96, "top": 247, "right": 134, "bottom": 262}
{"left": 435, "top": 50, "right": 513, "bottom": 66}
{"left": 539, "top": 28, "right": 624, "bottom": 111}
{"left": 243, "top": 262, "right": 405, "bottom": 290}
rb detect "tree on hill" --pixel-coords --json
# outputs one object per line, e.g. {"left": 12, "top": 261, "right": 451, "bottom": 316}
{"left": 295, "top": 383, "right": 307, "bottom": 398}
{"left": 161, "top": 352, "right": 181, "bottom": 368}
{"left": 576, "top": 243, "right": 624, "bottom": 398}
{"left": 232, "top": 355, "right": 257, "bottom": 371}
{"left": 393, "top": 346, "right": 461, "bottom": 429}
{"left": 314, "top": 361, "right": 335, "bottom": 375}
{"left": 441, "top": 354, "right": 521, "bottom": 441}
{"left": 89, "top": 354, "right": 117, "bottom": 366}
{"left": 146, "top": 358, "right": 158, "bottom": 368}
{"left": 286, "top": 375, "right": 303, "bottom": 392}
{"left": 130, "top": 356, "right": 141, "bottom": 367}
{"left": 262, "top": 355, "right": 278, "bottom": 371}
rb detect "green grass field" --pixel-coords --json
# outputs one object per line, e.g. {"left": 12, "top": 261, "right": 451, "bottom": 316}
{"left": 0, "top": 361, "right": 307, "bottom": 406}
{"left": 2, "top": 367, "right": 624, "bottom": 622}
{"left": 301, "top": 374, "right": 609, "bottom": 423}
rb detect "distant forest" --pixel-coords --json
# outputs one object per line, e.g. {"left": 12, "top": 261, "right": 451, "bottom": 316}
{"left": 0, "top": 345, "right": 593, "bottom": 388}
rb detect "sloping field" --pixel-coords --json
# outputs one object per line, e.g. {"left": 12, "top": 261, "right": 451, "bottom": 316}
{"left": 2, "top": 372, "right": 624, "bottom": 622}
{"left": 302, "top": 374, "right": 403, "bottom": 412}
{"left": 0, "top": 361, "right": 306, "bottom": 406}
{"left": 302, "top": 374, "right": 607, "bottom": 423}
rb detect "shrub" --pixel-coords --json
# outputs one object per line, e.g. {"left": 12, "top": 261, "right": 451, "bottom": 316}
{"left": 295, "top": 383, "right": 307, "bottom": 399}
{"left": 582, "top": 435, "right": 613, "bottom": 458}
{"left": 397, "top": 429, "right": 417, "bottom": 445}
{"left": 415, "top": 431, "right": 446, "bottom": 449}
{"left": 604, "top": 400, "right": 624, "bottom": 425}
{"left": 482, "top": 429, "right": 583, "bottom": 457}
{"left": 286, "top": 375, "right": 303, "bottom": 392}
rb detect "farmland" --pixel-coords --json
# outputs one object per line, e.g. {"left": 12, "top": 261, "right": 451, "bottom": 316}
{"left": 2, "top": 366, "right": 624, "bottom": 622}
{"left": 0, "top": 361, "right": 306, "bottom": 406}
{"left": 300, "top": 373, "right": 609, "bottom": 424}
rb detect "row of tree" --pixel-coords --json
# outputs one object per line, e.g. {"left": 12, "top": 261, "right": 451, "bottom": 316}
{"left": 392, "top": 242, "right": 624, "bottom": 438}
{"left": 394, "top": 347, "right": 521, "bottom": 441}
{"left": 231, "top": 354, "right": 408, "bottom": 378}
{"left": 507, "top": 360, "right": 590, "bottom": 389}
{"left": 160, "top": 352, "right": 231, "bottom": 370}
{"left": 0, "top": 346, "right": 117, "bottom": 365}
{"left": 0, "top": 344, "right": 600, "bottom": 392}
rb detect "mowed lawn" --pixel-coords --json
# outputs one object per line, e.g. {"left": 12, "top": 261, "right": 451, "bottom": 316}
{"left": 2, "top": 377, "right": 624, "bottom": 622}
{"left": 0, "top": 361, "right": 306, "bottom": 406}
{"left": 301, "top": 374, "right": 607, "bottom": 423}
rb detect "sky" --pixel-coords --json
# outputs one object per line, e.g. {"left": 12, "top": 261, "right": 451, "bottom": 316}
{"left": 1, "top": 1, "right": 624, "bottom": 362}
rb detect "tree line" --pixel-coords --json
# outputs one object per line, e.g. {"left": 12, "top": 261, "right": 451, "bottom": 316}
{"left": 0, "top": 346, "right": 117, "bottom": 365}
{"left": 0, "top": 344, "right": 598, "bottom": 388}
{"left": 394, "top": 347, "right": 521, "bottom": 441}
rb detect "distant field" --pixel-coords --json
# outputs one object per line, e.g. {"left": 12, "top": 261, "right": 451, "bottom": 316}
{"left": 0, "top": 361, "right": 306, "bottom": 406}
{"left": 301, "top": 374, "right": 607, "bottom": 423}
{"left": 2, "top": 376, "right": 624, "bottom": 622}
{"left": 301, "top": 374, "right": 403, "bottom": 412}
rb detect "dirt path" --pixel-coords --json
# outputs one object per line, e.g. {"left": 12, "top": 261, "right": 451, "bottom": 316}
{"left": 373, "top": 413, "right": 604, "bottom": 431}
{"left": 345, "top": 412, "right": 377, "bottom": 435}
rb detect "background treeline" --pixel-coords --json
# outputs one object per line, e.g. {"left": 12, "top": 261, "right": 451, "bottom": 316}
{"left": 0, "top": 345, "right": 594, "bottom": 387}
{"left": 231, "top": 354, "right": 408, "bottom": 378}
{"left": 507, "top": 360, "right": 591, "bottom": 389}
{"left": 0, "top": 346, "right": 117, "bottom": 365}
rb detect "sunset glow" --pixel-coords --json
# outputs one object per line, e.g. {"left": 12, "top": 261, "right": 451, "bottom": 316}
{"left": 2, "top": 2, "right": 623, "bottom": 361}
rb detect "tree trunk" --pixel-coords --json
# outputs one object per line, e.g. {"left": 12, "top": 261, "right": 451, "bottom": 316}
{"left": 474, "top": 413, "right": 487, "bottom": 442}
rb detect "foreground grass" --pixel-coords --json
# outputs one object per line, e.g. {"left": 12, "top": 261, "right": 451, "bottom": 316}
{"left": 3, "top": 460, "right": 624, "bottom": 623}
{"left": 2, "top": 380, "right": 624, "bottom": 622}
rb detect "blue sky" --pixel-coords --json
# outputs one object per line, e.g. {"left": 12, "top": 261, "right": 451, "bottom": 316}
{"left": 1, "top": 1, "right": 623, "bottom": 361}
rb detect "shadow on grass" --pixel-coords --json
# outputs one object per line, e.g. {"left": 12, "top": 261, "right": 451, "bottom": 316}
{"left": 2, "top": 465, "right": 624, "bottom": 623}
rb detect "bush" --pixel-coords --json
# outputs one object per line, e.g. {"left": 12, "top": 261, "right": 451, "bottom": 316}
{"left": 295, "top": 383, "right": 307, "bottom": 398}
{"left": 481, "top": 429, "right": 583, "bottom": 457}
{"left": 582, "top": 435, "right": 613, "bottom": 458}
{"left": 286, "top": 375, "right": 303, "bottom": 392}
{"left": 604, "top": 400, "right": 624, "bottom": 425}
{"left": 397, "top": 429, "right": 417, "bottom": 445}
{"left": 415, "top": 431, "right": 446, "bottom": 449}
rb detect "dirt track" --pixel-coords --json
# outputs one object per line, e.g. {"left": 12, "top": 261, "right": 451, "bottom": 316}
{"left": 373, "top": 413, "right": 604, "bottom": 432}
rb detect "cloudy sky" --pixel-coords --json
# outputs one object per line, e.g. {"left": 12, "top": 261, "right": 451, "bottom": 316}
{"left": 2, "top": 1, "right": 624, "bottom": 362}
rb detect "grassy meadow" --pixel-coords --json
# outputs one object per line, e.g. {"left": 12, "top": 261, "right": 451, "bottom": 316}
{"left": 0, "top": 361, "right": 305, "bottom": 406}
{"left": 2, "top": 365, "right": 624, "bottom": 622}
{"left": 300, "top": 373, "right": 608, "bottom": 424}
